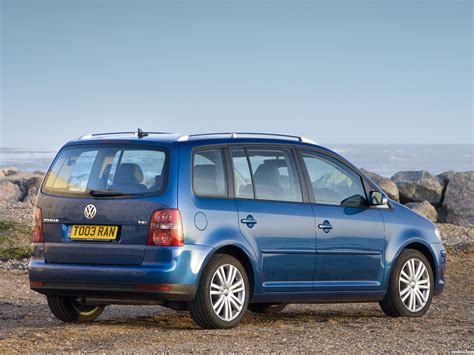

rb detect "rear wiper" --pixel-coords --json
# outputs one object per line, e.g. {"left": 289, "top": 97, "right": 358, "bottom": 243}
{"left": 88, "top": 189, "right": 126, "bottom": 197}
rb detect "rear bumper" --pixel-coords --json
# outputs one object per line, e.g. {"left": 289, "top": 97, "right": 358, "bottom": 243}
{"left": 29, "top": 243, "right": 214, "bottom": 302}
{"left": 30, "top": 280, "right": 196, "bottom": 302}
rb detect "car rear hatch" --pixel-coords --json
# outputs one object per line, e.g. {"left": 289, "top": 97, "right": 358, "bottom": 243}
{"left": 37, "top": 142, "right": 175, "bottom": 266}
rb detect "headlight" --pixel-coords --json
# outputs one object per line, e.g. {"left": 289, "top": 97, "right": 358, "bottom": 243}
{"left": 434, "top": 228, "right": 442, "bottom": 242}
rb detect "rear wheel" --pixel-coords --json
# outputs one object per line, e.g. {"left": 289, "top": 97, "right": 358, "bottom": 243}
{"left": 379, "top": 249, "right": 434, "bottom": 317}
{"left": 47, "top": 296, "right": 105, "bottom": 322}
{"left": 248, "top": 303, "right": 286, "bottom": 314}
{"left": 189, "top": 254, "right": 249, "bottom": 329}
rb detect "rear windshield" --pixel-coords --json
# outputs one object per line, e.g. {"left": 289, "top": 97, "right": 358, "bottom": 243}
{"left": 42, "top": 145, "right": 168, "bottom": 197}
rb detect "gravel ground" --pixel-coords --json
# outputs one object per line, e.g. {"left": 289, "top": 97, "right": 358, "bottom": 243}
{"left": 1, "top": 205, "right": 473, "bottom": 352}
{"left": 0, "top": 205, "right": 33, "bottom": 225}
{"left": 0, "top": 253, "right": 472, "bottom": 353}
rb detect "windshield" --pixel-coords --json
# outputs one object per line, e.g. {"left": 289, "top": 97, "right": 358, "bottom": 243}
{"left": 42, "top": 145, "right": 168, "bottom": 197}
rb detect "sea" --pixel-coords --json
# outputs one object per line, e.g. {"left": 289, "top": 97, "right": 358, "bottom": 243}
{"left": 0, "top": 144, "right": 472, "bottom": 178}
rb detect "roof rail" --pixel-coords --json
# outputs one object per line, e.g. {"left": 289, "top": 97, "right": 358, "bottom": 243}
{"left": 177, "top": 132, "right": 317, "bottom": 144}
{"left": 79, "top": 129, "right": 171, "bottom": 140}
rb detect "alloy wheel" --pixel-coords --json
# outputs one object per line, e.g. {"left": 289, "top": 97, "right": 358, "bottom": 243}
{"left": 399, "top": 258, "right": 431, "bottom": 313}
{"left": 209, "top": 264, "right": 246, "bottom": 321}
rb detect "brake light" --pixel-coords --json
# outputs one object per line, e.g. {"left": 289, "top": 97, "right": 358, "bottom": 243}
{"left": 147, "top": 209, "right": 184, "bottom": 247}
{"left": 32, "top": 206, "right": 44, "bottom": 243}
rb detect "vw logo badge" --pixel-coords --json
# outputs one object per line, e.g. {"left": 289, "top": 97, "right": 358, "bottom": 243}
{"left": 84, "top": 204, "right": 97, "bottom": 219}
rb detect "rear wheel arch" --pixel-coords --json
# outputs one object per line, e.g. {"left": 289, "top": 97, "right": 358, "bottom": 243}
{"left": 211, "top": 245, "right": 256, "bottom": 299}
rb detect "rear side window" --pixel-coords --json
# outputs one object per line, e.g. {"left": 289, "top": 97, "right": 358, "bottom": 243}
{"left": 246, "top": 147, "right": 303, "bottom": 202}
{"left": 193, "top": 149, "right": 227, "bottom": 197}
{"left": 42, "top": 145, "right": 168, "bottom": 197}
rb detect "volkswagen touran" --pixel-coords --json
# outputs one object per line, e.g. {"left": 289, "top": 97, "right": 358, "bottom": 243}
{"left": 29, "top": 130, "right": 446, "bottom": 329}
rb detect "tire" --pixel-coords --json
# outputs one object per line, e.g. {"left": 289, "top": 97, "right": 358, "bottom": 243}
{"left": 379, "top": 249, "right": 434, "bottom": 317}
{"left": 47, "top": 296, "right": 105, "bottom": 323}
{"left": 189, "top": 254, "right": 250, "bottom": 329}
{"left": 248, "top": 303, "right": 287, "bottom": 314}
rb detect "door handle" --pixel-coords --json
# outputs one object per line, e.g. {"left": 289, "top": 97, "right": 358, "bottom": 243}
{"left": 317, "top": 220, "right": 333, "bottom": 233}
{"left": 241, "top": 215, "right": 257, "bottom": 228}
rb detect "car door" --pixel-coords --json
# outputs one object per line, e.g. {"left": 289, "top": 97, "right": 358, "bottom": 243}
{"left": 230, "top": 145, "right": 316, "bottom": 292}
{"left": 298, "top": 149, "right": 386, "bottom": 291}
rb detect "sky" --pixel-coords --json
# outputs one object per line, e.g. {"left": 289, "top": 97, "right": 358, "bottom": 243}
{"left": 1, "top": 0, "right": 472, "bottom": 151}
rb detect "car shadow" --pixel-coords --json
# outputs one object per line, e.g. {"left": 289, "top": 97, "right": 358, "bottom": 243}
{"left": 0, "top": 301, "right": 386, "bottom": 332}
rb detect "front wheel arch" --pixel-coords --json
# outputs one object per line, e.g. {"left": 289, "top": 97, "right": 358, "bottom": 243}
{"left": 392, "top": 241, "right": 437, "bottom": 285}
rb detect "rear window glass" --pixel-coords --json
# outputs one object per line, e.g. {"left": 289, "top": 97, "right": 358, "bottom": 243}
{"left": 42, "top": 145, "right": 168, "bottom": 197}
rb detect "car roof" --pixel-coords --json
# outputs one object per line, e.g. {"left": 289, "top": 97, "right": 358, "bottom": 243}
{"left": 65, "top": 130, "right": 334, "bottom": 154}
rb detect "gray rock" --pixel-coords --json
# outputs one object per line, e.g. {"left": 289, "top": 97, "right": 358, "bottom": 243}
{"left": 1, "top": 171, "right": 44, "bottom": 205}
{"left": 316, "top": 170, "right": 352, "bottom": 196}
{"left": 391, "top": 170, "right": 445, "bottom": 204}
{"left": 2, "top": 167, "right": 18, "bottom": 177}
{"left": 437, "top": 170, "right": 455, "bottom": 184}
{"left": 443, "top": 171, "right": 474, "bottom": 226}
{"left": 24, "top": 176, "right": 43, "bottom": 205}
{"left": 405, "top": 201, "right": 438, "bottom": 223}
{"left": 361, "top": 169, "right": 399, "bottom": 201}
{"left": 436, "top": 206, "right": 447, "bottom": 223}
{"left": 0, "top": 181, "right": 23, "bottom": 205}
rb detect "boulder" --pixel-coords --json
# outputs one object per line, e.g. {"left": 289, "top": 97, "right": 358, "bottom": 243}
{"left": 361, "top": 169, "right": 399, "bottom": 201}
{"left": 316, "top": 170, "right": 352, "bottom": 196}
{"left": 0, "top": 181, "right": 22, "bottom": 205}
{"left": 2, "top": 167, "right": 18, "bottom": 177}
{"left": 405, "top": 201, "right": 438, "bottom": 223}
{"left": 437, "top": 170, "right": 455, "bottom": 184}
{"left": 436, "top": 206, "right": 447, "bottom": 223}
{"left": 443, "top": 171, "right": 474, "bottom": 226}
{"left": 0, "top": 171, "right": 44, "bottom": 205}
{"left": 391, "top": 170, "right": 444, "bottom": 204}
{"left": 23, "top": 176, "right": 43, "bottom": 205}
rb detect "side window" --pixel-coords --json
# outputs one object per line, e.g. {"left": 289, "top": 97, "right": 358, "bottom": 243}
{"left": 193, "top": 148, "right": 227, "bottom": 197}
{"left": 301, "top": 151, "right": 367, "bottom": 207}
{"left": 246, "top": 147, "right": 302, "bottom": 202}
{"left": 230, "top": 148, "right": 254, "bottom": 199}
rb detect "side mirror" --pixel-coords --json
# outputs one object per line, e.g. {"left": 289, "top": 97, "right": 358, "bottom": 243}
{"left": 369, "top": 191, "right": 388, "bottom": 206}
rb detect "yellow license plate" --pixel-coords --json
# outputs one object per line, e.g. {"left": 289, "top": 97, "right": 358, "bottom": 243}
{"left": 70, "top": 225, "right": 118, "bottom": 240}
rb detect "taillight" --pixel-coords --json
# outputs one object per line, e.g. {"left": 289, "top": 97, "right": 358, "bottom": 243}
{"left": 147, "top": 209, "right": 184, "bottom": 247}
{"left": 32, "top": 206, "right": 44, "bottom": 243}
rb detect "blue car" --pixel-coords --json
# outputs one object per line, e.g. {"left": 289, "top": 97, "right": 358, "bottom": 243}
{"left": 29, "top": 130, "right": 446, "bottom": 329}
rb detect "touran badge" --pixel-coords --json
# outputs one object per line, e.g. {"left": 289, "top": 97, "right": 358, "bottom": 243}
{"left": 84, "top": 204, "right": 97, "bottom": 219}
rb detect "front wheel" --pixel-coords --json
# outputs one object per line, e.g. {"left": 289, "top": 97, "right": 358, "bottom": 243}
{"left": 189, "top": 254, "right": 249, "bottom": 329}
{"left": 47, "top": 296, "right": 105, "bottom": 322}
{"left": 379, "top": 249, "right": 434, "bottom": 317}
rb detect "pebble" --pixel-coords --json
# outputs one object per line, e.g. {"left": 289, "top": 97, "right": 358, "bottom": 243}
{"left": 0, "top": 259, "right": 29, "bottom": 271}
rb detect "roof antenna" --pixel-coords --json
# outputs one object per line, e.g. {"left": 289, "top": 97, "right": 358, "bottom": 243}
{"left": 137, "top": 128, "right": 148, "bottom": 138}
